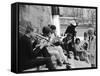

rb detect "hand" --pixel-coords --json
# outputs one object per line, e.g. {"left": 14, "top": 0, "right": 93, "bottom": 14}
{"left": 39, "top": 39, "right": 48, "bottom": 49}
{"left": 67, "top": 39, "right": 72, "bottom": 44}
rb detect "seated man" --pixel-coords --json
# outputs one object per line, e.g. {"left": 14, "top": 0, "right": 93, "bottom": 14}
{"left": 49, "top": 25, "right": 68, "bottom": 64}
{"left": 41, "top": 26, "right": 63, "bottom": 66}
{"left": 43, "top": 25, "right": 69, "bottom": 66}
{"left": 18, "top": 26, "right": 55, "bottom": 72}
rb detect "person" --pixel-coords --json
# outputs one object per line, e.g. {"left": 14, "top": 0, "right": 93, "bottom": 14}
{"left": 49, "top": 24, "right": 62, "bottom": 46}
{"left": 64, "top": 22, "right": 78, "bottom": 44}
{"left": 81, "top": 42, "right": 90, "bottom": 63}
{"left": 49, "top": 25, "right": 69, "bottom": 64}
{"left": 63, "top": 34, "right": 73, "bottom": 57}
{"left": 18, "top": 26, "right": 56, "bottom": 72}
{"left": 87, "top": 28, "right": 96, "bottom": 67}
{"left": 82, "top": 32, "right": 88, "bottom": 44}
{"left": 74, "top": 38, "right": 84, "bottom": 60}
{"left": 84, "top": 32, "right": 88, "bottom": 41}
{"left": 41, "top": 26, "right": 63, "bottom": 66}
{"left": 63, "top": 34, "right": 78, "bottom": 60}
{"left": 42, "top": 25, "right": 70, "bottom": 68}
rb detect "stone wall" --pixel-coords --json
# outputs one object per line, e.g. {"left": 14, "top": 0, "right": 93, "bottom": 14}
{"left": 19, "top": 5, "right": 52, "bottom": 35}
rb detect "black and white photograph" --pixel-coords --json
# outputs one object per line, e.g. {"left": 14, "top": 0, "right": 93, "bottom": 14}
{"left": 11, "top": 2, "right": 97, "bottom": 73}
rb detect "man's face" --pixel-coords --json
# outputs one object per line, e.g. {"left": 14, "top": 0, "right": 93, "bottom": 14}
{"left": 77, "top": 40, "right": 80, "bottom": 44}
{"left": 88, "top": 29, "right": 94, "bottom": 37}
{"left": 52, "top": 29, "right": 56, "bottom": 33}
{"left": 48, "top": 32, "right": 52, "bottom": 38}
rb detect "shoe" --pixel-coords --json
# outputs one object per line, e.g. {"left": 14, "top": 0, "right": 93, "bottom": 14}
{"left": 66, "top": 64, "right": 71, "bottom": 70}
{"left": 91, "top": 64, "right": 95, "bottom": 67}
{"left": 74, "top": 56, "right": 79, "bottom": 60}
{"left": 68, "top": 55, "right": 71, "bottom": 59}
{"left": 56, "top": 60, "right": 63, "bottom": 66}
{"left": 63, "top": 62, "right": 71, "bottom": 65}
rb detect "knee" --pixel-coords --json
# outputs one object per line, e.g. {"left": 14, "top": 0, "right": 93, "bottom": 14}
{"left": 54, "top": 51, "right": 59, "bottom": 56}
{"left": 51, "top": 55, "right": 57, "bottom": 61}
{"left": 58, "top": 46, "right": 63, "bottom": 50}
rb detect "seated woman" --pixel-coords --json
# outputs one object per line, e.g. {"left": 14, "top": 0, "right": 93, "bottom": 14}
{"left": 74, "top": 38, "right": 84, "bottom": 60}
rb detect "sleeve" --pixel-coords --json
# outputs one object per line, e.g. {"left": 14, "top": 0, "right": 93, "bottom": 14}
{"left": 64, "top": 26, "right": 70, "bottom": 34}
{"left": 75, "top": 44, "right": 81, "bottom": 52}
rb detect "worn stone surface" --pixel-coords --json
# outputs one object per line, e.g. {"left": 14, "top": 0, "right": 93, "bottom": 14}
{"left": 24, "top": 57, "right": 91, "bottom": 72}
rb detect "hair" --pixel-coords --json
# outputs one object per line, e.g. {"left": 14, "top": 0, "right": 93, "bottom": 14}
{"left": 25, "top": 26, "right": 34, "bottom": 34}
{"left": 42, "top": 26, "right": 52, "bottom": 35}
{"left": 83, "top": 42, "right": 88, "bottom": 50}
{"left": 49, "top": 25, "right": 56, "bottom": 30}
{"left": 75, "top": 38, "right": 80, "bottom": 44}
{"left": 87, "top": 28, "right": 94, "bottom": 36}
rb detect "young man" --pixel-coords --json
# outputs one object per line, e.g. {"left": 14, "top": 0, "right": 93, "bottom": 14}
{"left": 48, "top": 25, "right": 69, "bottom": 65}
{"left": 49, "top": 25, "right": 62, "bottom": 45}
{"left": 42, "top": 26, "right": 64, "bottom": 66}
{"left": 18, "top": 26, "right": 55, "bottom": 72}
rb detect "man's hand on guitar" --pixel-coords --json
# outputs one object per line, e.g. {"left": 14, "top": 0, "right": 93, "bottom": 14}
{"left": 39, "top": 39, "right": 48, "bottom": 49}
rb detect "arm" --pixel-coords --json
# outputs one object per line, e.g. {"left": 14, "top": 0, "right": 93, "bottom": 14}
{"left": 75, "top": 44, "right": 83, "bottom": 52}
{"left": 64, "top": 26, "right": 70, "bottom": 35}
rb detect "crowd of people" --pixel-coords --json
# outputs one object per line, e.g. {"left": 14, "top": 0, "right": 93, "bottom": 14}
{"left": 18, "top": 22, "right": 96, "bottom": 72}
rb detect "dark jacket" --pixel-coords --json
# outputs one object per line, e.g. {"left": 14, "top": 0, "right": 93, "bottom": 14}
{"left": 19, "top": 35, "right": 37, "bottom": 65}
{"left": 18, "top": 35, "right": 51, "bottom": 65}
{"left": 65, "top": 25, "right": 77, "bottom": 36}
{"left": 18, "top": 34, "right": 55, "bottom": 72}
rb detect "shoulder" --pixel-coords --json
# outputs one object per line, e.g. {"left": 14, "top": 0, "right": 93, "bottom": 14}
{"left": 21, "top": 35, "right": 31, "bottom": 42}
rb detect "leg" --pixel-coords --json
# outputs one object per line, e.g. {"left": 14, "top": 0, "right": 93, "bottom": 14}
{"left": 48, "top": 49, "right": 63, "bottom": 63}
{"left": 21, "top": 57, "right": 55, "bottom": 71}
{"left": 40, "top": 47, "right": 51, "bottom": 57}
{"left": 54, "top": 46, "right": 68, "bottom": 63}
{"left": 72, "top": 48, "right": 79, "bottom": 60}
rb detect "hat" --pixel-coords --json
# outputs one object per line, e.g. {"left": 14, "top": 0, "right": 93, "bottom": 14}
{"left": 49, "top": 25, "right": 56, "bottom": 30}
{"left": 69, "top": 21, "right": 76, "bottom": 26}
